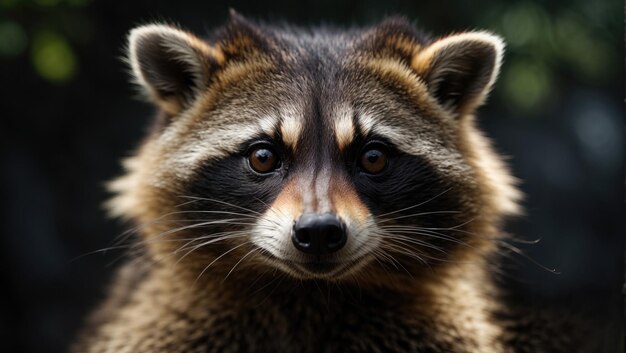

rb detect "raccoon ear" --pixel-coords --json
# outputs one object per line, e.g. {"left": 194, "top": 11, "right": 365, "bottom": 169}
{"left": 412, "top": 32, "right": 504, "bottom": 116}
{"left": 127, "top": 24, "right": 224, "bottom": 114}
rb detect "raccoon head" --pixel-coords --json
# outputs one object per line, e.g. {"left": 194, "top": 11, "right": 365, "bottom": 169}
{"left": 110, "top": 14, "right": 520, "bottom": 286}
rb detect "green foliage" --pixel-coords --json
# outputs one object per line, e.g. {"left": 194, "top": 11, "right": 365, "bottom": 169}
{"left": 0, "top": 0, "right": 91, "bottom": 6}
{"left": 0, "top": 20, "right": 27, "bottom": 56}
{"left": 503, "top": 59, "right": 553, "bottom": 111}
{"left": 482, "top": 1, "right": 619, "bottom": 112}
{"left": 31, "top": 30, "right": 77, "bottom": 82}
{"left": 0, "top": 0, "right": 620, "bottom": 99}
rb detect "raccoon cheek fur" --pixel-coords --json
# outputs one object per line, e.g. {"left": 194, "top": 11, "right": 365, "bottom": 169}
{"left": 73, "top": 14, "right": 584, "bottom": 353}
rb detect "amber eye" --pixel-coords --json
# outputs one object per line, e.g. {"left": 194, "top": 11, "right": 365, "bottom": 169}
{"left": 248, "top": 146, "right": 279, "bottom": 174}
{"left": 360, "top": 146, "right": 388, "bottom": 174}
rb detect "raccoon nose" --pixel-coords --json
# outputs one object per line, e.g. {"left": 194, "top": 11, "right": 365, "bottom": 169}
{"left": 292, "top": 213, "right": 347, "bottom": 255}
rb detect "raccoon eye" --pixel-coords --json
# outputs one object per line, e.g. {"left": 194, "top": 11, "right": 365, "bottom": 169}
{"left": 360, "top": 145, "right": 388, "bottom": 174}
{"left": 248, "top": 146, "right": 279, "bottom": 174}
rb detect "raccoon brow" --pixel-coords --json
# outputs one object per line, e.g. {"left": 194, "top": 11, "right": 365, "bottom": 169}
{"left": 237, "top": 135, "right": 283, "bottom": 155}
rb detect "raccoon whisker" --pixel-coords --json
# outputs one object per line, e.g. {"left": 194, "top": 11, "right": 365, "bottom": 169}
{"left": 380, "top": 234, "right": 448, "bottom": 254}
{"left": 174, "top": 239, "right": 274, "bottom": 281}
{"left": 381, "top": 242, "right": 487, "bottom": 268}
{"left": 110, "top": 215, "right": 185, "bottom": 249}
{"left": 145, "top": 224, "right": 248, "bottom": 247}
{"left": 117, "top": 222, "right": 273, "bottom": 253}
{"left": 379, "top": 243, "right": 433, "bottom": 267}
{"left": 69, "top": 245, "right": 138, "bottom": 263}
{"left": 147, "top": 219, "right": 270, "bottom": 241}
{"left": 150, "top": 217, "right": 264, "bottom": 232}
{"left": 253, "top": 196, "right": 287, "bottom": 219}
{"left": 109, "top": 205, "right": 256, "bottom": 245}
{"left": 378, "top": 217, "right": 508, "bottom": 244}
{"left": 380, "top": 254, "right": 403, "bottom": 273}
{"left": 497, "top": 241, "right": 560, "bottom": 274}
{"left": 379, "top": 242, "right": 428, "bottom": 263}
{"left": 246, "top": 265, "right": 287, "bottom": 300}
{"left": 375, "top": 248, "right": 415, "bottom": 279}
{"left": 377, "top": 210, "right": 461, "bottom": 224}
{"left": 155, "top": 209, "right": 266, "bottom": 219}
{"left": 150, "top": 209, "right": 284, "bottom": 229}
{"left": 148, "top": 233, "right": 247, "bottom": 266}
{"left": 148, "top": 218, "right": 256, "bottom": 223}
{"left": 330, "top": 277, "right": 345, "bottom": 299}
{"left": 255, "top": 270, "right": 288, "bottom": 308}
{"left": 373, "top": 228, "right": 452, "bottom": 249}
{"left": 110, "top": 214, "right": 265, "bottom": 250}
{"left": 412, "top": 217, "right": 477, "bottom": 232}
{"left": 382, "top": 244, "right": 429, "bottom": 275}
{"left": 347, "top": 223, "right": 411, "bottom": 276}
{"left": 194, "top": 242, "right": 253, "bottom": 283}
{"left": 387, "top": 247, "right": 467, "bottom": 273}
{"left": 73, "top": 229, "right": 250, "bottom": 263}
{"left": 433, "top": 229, "right": 521, "bottom": 247}
{"left": 148, "top": 232, "right": 271, "bottom": 267}
{"left": 376, "top": 234, "right": 446, "bottom": 249}
{"left": 174, "top": 233, "right": 275, "bottom": 267}
{"left": 175, "top": 219, "right": 281, "bottom": 232}
{"left": 250, "top": 242, "right": 292, "bottom": 261}
{"left": 376, "top": 227, "right": 471, "bottom": 247}
{"left": 376, "top": 187, "right": 453, "bottom": 218}
{"left": 178, "top": 196, "right": 265, "bottom": 216}
{"left": 245, "top": 265, "right": 274, "bottom": 295}
{"left": 500, "top": 236, "right": 542, "bottom": 245}
{"left": 378, "top": 225, "right": 460, "bottom": 237}
{"left": 183, "top": 230, "right": 254, "bottom": 242}
{"left": 175, "top": 221, "right": 275, "bottom": 231}
{"left": 108, "top": 230, "right": 255, "bottom": 258}
{"left": 172, "top": 197, "right": 212, "bottom": 209}
{"left": 222, "top": 247, "right": 261, "bottom": 283}
{"left": 343, "top": 272, "right": 362, "bottom": 302}
{"left": 370, "top": 256, "right": 394, "bottom": 276}
{"left": 371, "top": 248, "right": 399, "bottom": 271}
{"left": 400, "top": 230, "right": 474, "bottom": 248}
{"left": 383, "top": 224, "right": 527, "bottom": 251}
{"left": 312, "top": 279, "right": 328, "bottom": 307}
{"left": 252, "top": 215, "right": 286, "bottom": 230}
{"left": 174, "top": 232, "right": 251, "bottom": 255}
{"left": 383, "top": 240, "right": 451, "bottom": 261}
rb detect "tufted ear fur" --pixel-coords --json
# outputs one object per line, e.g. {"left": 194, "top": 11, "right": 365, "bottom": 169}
{"left": 411, "top": 32, "right": 505, "bottom": 116}
{"left": 358, "top": 19, "right": 504, "bottom": 117}
{"left": 128, "top": 24, "right": 224, "bottom": 114}
{"left": 127, "top": 13, "right": 277, "bottom": 116}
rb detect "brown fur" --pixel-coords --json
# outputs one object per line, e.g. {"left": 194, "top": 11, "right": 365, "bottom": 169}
{"left": 74, "top": 14, "right": 589, "bottom": 353}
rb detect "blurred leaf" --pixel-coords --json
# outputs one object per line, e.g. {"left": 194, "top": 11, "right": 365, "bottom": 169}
{"left": 59, "top": 12, "right": 94, "bottom": 43}
{"left": 34, "top": 0, "right": 62, "bottom": 6}
{"left": 0, "top": 0, "right": 18, "bottom": 8}
{"left": 503, "top": 59, "right": 553, "bottom": 111}
{"left": 31, "top": 30, "right": 77, "bottom": 83}
{"left": 0, "top": 0, "right": 92, "bottom": 6}
{"left": 0, "top": 20, "right": 28, "bottom": 57}
{"left": 501, "top": 3, "right": 547, "bottom": 48}
{"left": 554, "top": 13, "right": 611, "bottom": 80}
{"left": 65, "top": 0, "right": 91, "bottom": 6}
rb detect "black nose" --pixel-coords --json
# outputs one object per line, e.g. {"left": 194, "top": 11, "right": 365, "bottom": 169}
{"left": 292, "top": 213, "right": 347, "bottom": 255}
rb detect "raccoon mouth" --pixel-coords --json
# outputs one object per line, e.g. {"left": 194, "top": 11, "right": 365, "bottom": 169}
{"left": 262, "top": 252, "right": 372, "bottom": 280}
{"left": 295, "top": 260, "right": 344, "bottom": 276}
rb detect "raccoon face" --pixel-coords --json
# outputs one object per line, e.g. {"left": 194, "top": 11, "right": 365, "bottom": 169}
{"left": 111, "top": 15, "right": 520, "bottom": 284}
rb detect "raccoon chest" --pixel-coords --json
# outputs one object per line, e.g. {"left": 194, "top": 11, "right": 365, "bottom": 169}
{"left": 184, "top": 300, "right": 477, "bottom": 353}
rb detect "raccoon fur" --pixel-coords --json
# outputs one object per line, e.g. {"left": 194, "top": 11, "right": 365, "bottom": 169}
{"left": 73, "top": 13, "right": 593, "bottom": 353}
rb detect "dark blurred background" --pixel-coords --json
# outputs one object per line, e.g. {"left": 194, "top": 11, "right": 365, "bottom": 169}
{"left": 0, "top": 0, "right": 623, "bottom": 352}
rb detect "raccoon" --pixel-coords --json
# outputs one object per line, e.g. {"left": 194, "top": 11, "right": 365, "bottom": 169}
{"left": 73, "top": 13, "right": 590, "bottom": 353}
